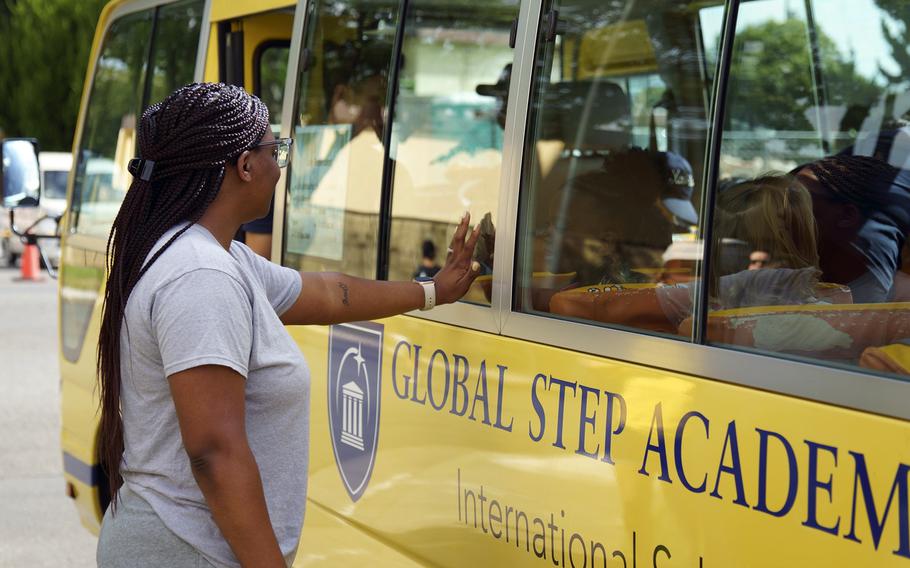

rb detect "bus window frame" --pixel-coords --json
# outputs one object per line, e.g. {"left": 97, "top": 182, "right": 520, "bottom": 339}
{"left": 252, "top": 38, "right": 291, "bottom": 109}
{"left": 63, "top": 0, "right": 210, "bottom": 249}
{"left": 270, "top": 0, "right": 306, "bottom": 265}
{"left": 390, "top": 0, "right": 536, "bottom": 335}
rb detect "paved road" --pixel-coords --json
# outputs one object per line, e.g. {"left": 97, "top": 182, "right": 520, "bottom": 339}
{"left": 0, "top": 266, "right": 97, "bottom": 567}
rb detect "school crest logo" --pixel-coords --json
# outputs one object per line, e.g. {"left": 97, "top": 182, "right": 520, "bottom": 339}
{"left": 327, "top": 321, "right": 384, "bottom": 502}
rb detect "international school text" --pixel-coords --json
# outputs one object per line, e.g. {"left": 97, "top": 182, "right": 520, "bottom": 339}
{"left": 392, "top": 339, "right": 910, "bottom": 561}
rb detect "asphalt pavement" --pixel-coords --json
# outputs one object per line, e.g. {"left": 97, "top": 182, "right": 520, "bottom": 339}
{"left": 0, "top": 265, "right": 97, "bottom": 567}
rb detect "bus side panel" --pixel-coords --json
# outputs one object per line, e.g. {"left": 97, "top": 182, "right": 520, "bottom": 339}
{"left": 293, "top": 315, "right": 910, "bottom": 567}
{"left": 59, "top": 241, "right": 107, "bottom": 534}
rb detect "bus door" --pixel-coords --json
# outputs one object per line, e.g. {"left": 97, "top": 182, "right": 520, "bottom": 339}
{"left": 206, "top": 3, "right": 294, "bottom": 257}
{"left": 61, "top": 0, "right": 205, "bottom": 528}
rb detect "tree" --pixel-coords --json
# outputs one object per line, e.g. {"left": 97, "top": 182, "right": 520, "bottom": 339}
{"left": 0, "top": 0, "right": 108, "bottom": 150}
{"left": 873, "top": 0, "right": 910, "bottom": 86}
{"left": 725, "top": 18, "right": 880, "bottom": 134}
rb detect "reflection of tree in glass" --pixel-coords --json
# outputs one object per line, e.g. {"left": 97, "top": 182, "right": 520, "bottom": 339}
{"left": 81, "top": 13, "right": 153, "bottom": 160}
{"left": 726, "top": 18, "right": 878, "bottom": 133}
{"left": 260, "top": 47, "right": 290, "bottom": 122}
{"left": 873, "top": 0, "right": 910, "bottom": 86}
{"left": 148, "top": 1, "right": 204, "bottom": 107}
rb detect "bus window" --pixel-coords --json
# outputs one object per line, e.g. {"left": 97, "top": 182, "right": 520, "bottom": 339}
{"left": 515, "top": 0, "right": 713, "bottom": 339}
{"left": 256, "top": 42, "right": 290, "bottom": 129}
{"left": 147, "top": 0, "right": 205, "bottom": 106}
{"left": 708, "top": 0, "right": 910, "bottom": 377}
{"left": 385, "top": 0, "right": 519, "bottom": 303}
{"left": 282, "top": 0, "right": 400, "bottom": 277}
{"left": 70, "top": 10, "right": 153, "bottom": 237}
{"left": 71, "top": 3, "right": 201, "bottom": 238}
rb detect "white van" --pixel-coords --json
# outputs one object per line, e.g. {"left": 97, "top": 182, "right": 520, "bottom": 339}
{"left": 39, "top": 152, "right": 72, "bottom": 219}
{"left": 36, "top": 151, "right": 72, "bottom": 267}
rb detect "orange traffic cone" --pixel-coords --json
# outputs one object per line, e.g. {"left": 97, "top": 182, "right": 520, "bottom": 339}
{"left": 15, "top": 243, "right": 43, "bottom": 282}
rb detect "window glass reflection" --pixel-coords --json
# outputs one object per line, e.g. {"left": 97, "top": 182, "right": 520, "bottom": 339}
{"left": 283, "top": 0, "right": 398, "bottom": 277}
{"left": 258, "top": 44, "right": 290, "bottom": 127}
{"left": 709, "top": 0, "right": 910, "bottom": 378}
{"left": 72, "top": 2, "right": 202, "bottom": 238}
{"left": 386, "top": 0, "right": 518, "bottom": 304}
{"left": 516, "top": 0, "right": 711, "bottom": 338}
{"left": 71, "top": 10, "right": 152, "bottom": 237}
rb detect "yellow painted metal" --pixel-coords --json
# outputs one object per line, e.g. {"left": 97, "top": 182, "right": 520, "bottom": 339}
{"left": 209, "top": 0, "right": 294, "bottom": 23}
{"left": 240, "top": 12, "right": 294, "bottom": 94}
{"left": 204, "top": 24, "right": 219, "bottom": 82}
{"left": 289, "top": 317, "right": 910, "bottom": 566}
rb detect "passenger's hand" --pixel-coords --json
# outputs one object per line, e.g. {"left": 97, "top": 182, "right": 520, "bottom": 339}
{"left": 434, "top": 212, "right": 482, "bottom": 305}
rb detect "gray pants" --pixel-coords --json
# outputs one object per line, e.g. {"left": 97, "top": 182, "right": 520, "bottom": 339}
{"left": 97, "top": 486, "right": 216, "bottom": 567}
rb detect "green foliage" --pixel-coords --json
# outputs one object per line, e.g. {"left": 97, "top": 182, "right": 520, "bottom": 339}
{"left": 873, "top": 0, "right": 910, "bottom": 86}
{"left": 0, "top": 0, "right": 108, "bottom": 150}
{"left": 726, "top": 18, "right": 879, "bottom": 133}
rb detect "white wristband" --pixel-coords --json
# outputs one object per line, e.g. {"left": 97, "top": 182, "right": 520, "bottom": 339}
{"left": 416, "top": 279, "right": 436, "bottom": 311}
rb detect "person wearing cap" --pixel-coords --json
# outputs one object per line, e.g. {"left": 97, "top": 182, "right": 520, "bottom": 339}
{"left": 544, "top": 147, "right": 698, "bottom": 286}
{"left": 653, "top": 174, "right": 822, "bottom": 332}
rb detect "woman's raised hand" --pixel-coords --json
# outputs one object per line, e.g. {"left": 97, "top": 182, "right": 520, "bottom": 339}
{"left": 433, "top": 212, "right": 483, "bottom": 305}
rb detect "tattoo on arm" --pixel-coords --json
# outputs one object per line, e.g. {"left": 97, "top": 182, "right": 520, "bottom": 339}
{"left": 337, "top": 282, "right": 350, "bottom": 306}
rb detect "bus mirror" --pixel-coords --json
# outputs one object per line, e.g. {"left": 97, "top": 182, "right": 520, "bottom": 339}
{"left": 1, "top": 138, "right": 41, "bottom": 209}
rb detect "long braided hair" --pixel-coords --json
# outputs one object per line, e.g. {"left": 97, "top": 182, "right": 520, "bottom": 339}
{"left": 97, "top": 83, "right": 269, "bottom": 508}
{"left": 798, "top": 155, "right": 900, "bottom": 212}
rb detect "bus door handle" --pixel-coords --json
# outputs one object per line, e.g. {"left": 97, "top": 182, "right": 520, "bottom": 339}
{"left": 301, "top": 48, "right": 313, "bottom": 72}
{"left": 545, "top": 10, "right": 560, "bottom": 43}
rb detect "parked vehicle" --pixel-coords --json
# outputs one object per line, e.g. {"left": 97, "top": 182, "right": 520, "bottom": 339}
{"left": 35, "top": 151, "right": 72, "bottom": 267}
{"left": 59, "top": 1, "right": 910, "bottom": 566}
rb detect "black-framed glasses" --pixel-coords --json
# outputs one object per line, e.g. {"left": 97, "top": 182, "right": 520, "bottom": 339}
{"left": 253, "top": 137, "right": 293, "bottom": 168}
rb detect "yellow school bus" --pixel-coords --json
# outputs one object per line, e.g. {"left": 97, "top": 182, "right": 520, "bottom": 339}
{"left": 59, "top": 0, "right": 910, "bottom": 565}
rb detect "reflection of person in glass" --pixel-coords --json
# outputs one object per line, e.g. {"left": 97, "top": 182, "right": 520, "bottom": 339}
{"left": 547, "top": 147, "right": 699, "bottom": 286}
{"left": 413, "top": 239, "right": 441, "bottom": 279}
{"left": 556, "top": 174, "right": 821, "bottom": 334}
{"left": 748, "top": 250, "right": 770, "bottom": 270}
{"left": 476, "top": 63, "right": 511, "bottom": 130}
{"left": 794, "top": 155, "right": 910, "bottom": 303}
{"left": 656, "top": 174, "right": 821, "bottom": 329}
{"left": 328, "top": 68, "right": 386, "bottom": 140}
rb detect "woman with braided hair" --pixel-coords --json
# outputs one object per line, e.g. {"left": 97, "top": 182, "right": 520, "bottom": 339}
{"left": 95, "top": 83, "right": 482, "bottom": 567}
{"left": 794, "top": 154, "right": 910, "bottom": 303}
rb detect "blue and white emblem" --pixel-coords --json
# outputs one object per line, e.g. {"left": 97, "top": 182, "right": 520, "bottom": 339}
{"left": 327, "top": 321, "right": 383, "bottom": 502}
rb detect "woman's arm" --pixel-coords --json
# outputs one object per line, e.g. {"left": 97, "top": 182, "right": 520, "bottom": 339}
{"left": 169, "top": 365, "right": 286, "bottom": 568}
{"left": 280, "top": 213, "right": 482, "bottom": 326}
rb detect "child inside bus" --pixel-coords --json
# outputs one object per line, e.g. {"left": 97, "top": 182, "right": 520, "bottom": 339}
{"left": 549, "top": 174, "right": 822, "bottom": 335}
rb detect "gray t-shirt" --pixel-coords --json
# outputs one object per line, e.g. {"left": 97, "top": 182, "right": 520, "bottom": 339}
{"left": 118, "top": 223, "right": 309, "bottom": 567}
{"left": 656, "top": 267, "right": 821, "bottom": 328}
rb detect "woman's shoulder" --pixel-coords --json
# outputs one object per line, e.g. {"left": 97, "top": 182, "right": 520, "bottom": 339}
{"left": 141, "top": 224, "right": 245, "bottom": 291}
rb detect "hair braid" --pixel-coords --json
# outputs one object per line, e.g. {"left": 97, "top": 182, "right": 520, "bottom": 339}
{"left": 97, "top": 83, "right": 269, "bottom": 511}
{"left": 802, "top": 155, "right": 899, "bottom": 212}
